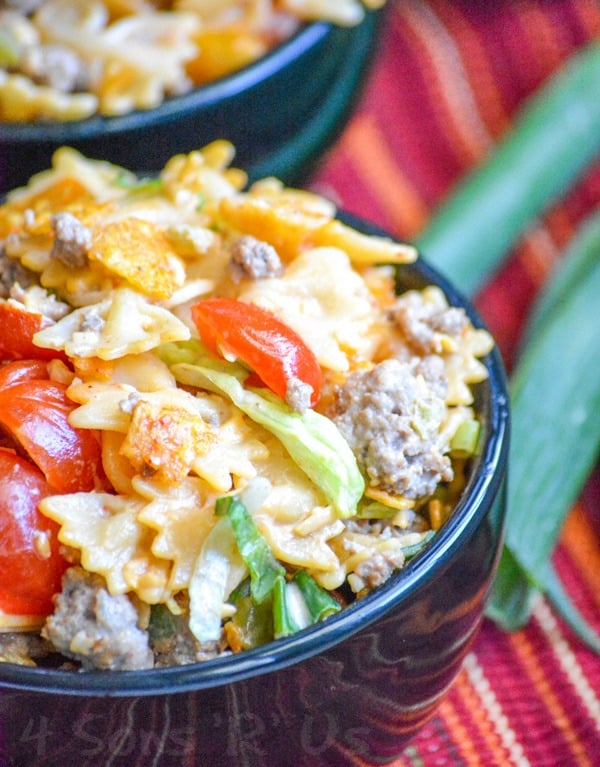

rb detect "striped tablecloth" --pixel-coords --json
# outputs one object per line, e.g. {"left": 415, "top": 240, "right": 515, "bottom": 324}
{"left": 311, "top": 1, "right": 600, "bottom": 765}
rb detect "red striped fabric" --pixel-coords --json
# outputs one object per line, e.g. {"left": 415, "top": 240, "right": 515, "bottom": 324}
{"left": 312, "top": 1, "right": 600, "bottom": 764}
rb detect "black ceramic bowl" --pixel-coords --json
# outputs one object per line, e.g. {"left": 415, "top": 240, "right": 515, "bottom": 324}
{"left": 0, "top": 11, "right": 382, "bottom": 196}
{"left": 0, "top": 216, "right": 509, "bottom": 767}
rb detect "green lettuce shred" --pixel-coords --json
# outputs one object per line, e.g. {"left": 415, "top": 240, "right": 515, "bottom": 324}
{"left": 216, "top": 496, "right": 284, "bottom": 604}
{"left": 272, "top": 577, "right": 302, "bottom": 639}
{"left": 188, "top": 516, "right": 247, "bottom": 644}
{"left": 292, "top": 570, "right": 341, "bottom": 623}
{"left": 169, "top": 353, "right": 364, "bottom": 518}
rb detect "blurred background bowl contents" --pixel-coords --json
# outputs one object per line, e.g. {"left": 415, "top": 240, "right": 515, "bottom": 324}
{"left": 0, "top": 0, "right": 386, "bottom": 192}
{"left": 0, "top": 0, "right": 386, "bottom": 121}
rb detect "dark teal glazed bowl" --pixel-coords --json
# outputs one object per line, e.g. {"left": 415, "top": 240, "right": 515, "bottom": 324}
{"left": 0, "top": 12, "right": 382, "bottom": 196}
{"left": 0, "top": 217, "right": 509, "bottom": 767}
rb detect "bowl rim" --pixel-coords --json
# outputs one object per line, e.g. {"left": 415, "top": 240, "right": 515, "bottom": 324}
{"left": 0, "top": 21, "right": 335, "bottom": 142}
{"left": 0, "top": 220, "right": 510, "bottom": 697}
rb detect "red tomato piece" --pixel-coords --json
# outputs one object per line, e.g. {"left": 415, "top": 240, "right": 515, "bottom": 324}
{"left": 0, "top": 378, "right": 104, "bottom": 493}
{"left": 0, "top": 303, "right": 65, "bottom": 362}
{"left": 0, "top": 360, "right": 50, "bottom": 453}
{"left": 192, "top": 298, "right": 322, "bottom": 406}
{"left": 0, "top": 359, "right": 49, "bottom": 388}
{"left": 0, "top": 448, "right": 68, "bottom": 617}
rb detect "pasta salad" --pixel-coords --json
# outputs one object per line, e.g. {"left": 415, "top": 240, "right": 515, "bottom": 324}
{"left": 0, "top": 142, "right": 493, "bottom": 669}
{"left": 0, "top": 0, "right": 387, "bottom": 122}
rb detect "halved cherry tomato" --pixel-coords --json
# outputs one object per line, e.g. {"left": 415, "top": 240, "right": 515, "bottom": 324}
{"left": 0, "top": 359, "right": 49, "bottom": 388}
{"left": 0, "top": 448, "right": 68, "bottom": 617}
{"left": 0, "top": 372, "right": 104, "bottom": 493}
{"left": 192, "top": 297, "right": 322, "bottom": 406}
{"left": 0, "top": 360, "right": 50, "bottom": 453}
{"left": 0, "top": 303, "right": 65, "bottom": 362}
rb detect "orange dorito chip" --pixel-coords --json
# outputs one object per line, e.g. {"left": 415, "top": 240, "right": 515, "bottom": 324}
{"left": 0, "top": 178, "right": 93, "bottom": 239}
{"left": 120, "top": 400, "right": 216, "bottom": 484}
{"left": 218, "top": 195, "right": 331, "bottom": 262}
{"left": 89, "top": 218, "right": 186, "bottom": 299}
{"left": 186, "top": 27, "right": 267, "bottom": 86}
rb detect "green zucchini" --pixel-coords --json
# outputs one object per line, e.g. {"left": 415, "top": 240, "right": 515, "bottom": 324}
{"left": 415, "top": 41, "right": 600, "bottom": 295}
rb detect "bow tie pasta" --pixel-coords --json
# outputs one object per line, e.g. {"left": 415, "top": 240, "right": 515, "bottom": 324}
{"left": 0, "top": 141, "right": 492, "bottom": 670}
{"left": 0, "top": 0, "right": 387, "bottom": 121}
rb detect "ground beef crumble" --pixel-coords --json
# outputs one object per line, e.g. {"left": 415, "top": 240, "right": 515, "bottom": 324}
{"left": 43, "top": 567, "right": 154, "bottom": 671}
{"left": 330, "top": 359, "right": 453, "bottom": 499}
{"left": 228, "top": 235, "right": 283, "bottom": 283}
{"left": 285, "top": 375, "right": 313, "bottom": 413}
{"left": 0, "top": 242, "right": 36, "bottom": 297}
{"left": 0, "top": 631, "right": 56, "bottom": 666}
{"left": 412, "top": 354, "right": 448, "bottom": 399}
{"left": 79, "top": 306, "right": 105, "bottom": 333}
{"left": 1, "top": 1, "right": 45, "bottom": 13}
{"left": 50, "top": 212, "right": 92, "bottom": 269}
{"left": 389, "top": 290, "right": 468, "bottom": 354}
{"left": 354, "top": 550, "right": 406, "bottom": 589}
{"left": 150, "top": 606, "right": 221, "bottom": 668}
{"left": 19, "top": 43, "right": 90, "bottom": 93}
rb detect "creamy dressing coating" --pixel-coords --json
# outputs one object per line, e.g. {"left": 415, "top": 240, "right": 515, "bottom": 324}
{"left": 0, "top": 144, "right": 491, "bottom": 669}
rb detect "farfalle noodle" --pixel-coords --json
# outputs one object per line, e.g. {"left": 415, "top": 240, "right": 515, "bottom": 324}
{"left": 0, "top": 142, "right": 492, "bottom": 670}
{"left": 1, "top": 0, "right": 388, "bottom": 121}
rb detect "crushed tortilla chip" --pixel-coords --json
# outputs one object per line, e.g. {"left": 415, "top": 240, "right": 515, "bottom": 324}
{"left": 120, "top": 399, "right": 217, "bottom": 483}
{"left": 89, "top": 218, "right": 186, "bottom": 299}
{"left": 0, "top": 178, "right": 94, "bottom": 239}
{"left": 218, "top": 194, "right": 332, "bottom": 261}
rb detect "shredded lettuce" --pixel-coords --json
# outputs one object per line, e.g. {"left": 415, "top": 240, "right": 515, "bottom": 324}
{"left": 157, "top": 340, "right": 247, "bottom": 379}
{"left": 401, "top": 531, "right": 436, "bottom": 559}
{"left": 148, "top": 604, "right": 178, "bottom": 644}
{"left": 218, "top": 496, "right": 302, "bottom": 640}
{"left": 272, "top": 573, "right": 341, "bottom": 639}
{"left": 228, "top": 579, "right": 275, "bottom": 649}
{"left": 188, "top": 516, "right": 247, "bottom": 644}
{"left": 171, "top": 359, "right": 364, "bottom": 518}
{"left": 273, "top": 577, "right": 303, "bottom": 638}
{"left": 216, "top": 496, "right": 284, "bottom": 604}
{"left": 113, "top": 171, "right": 163, "bottom": 198}
{"left": 215, "top": 497, "right": 343, "bottom": 644}
{"left": 292, "top": 570, "right": 341, "bottom": 622}
{"left": 450, "top": 418, "right": 481, "bottom": 457}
